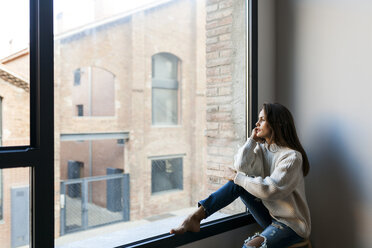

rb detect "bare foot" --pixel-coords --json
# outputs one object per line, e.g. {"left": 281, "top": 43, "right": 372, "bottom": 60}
{"left": 170, "top": 214, "right": 201, "bottom": 234}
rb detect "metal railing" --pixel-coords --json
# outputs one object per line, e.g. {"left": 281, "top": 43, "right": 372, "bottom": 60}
{"left": 60, "top": 173, "right": 130, "bottom": 235}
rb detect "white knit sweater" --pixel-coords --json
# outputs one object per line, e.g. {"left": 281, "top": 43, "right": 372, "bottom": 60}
{"left": 233, "top": 138, "right": 311, "bottom": 238}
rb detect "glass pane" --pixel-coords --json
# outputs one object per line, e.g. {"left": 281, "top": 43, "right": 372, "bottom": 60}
{"left": 0, "top": 167, "right": 30, "bottom": 248}
{"left": 152, "top": 88, "right": 178, "bottom": 125}
{"left": 152, "top": 53, "right": 178, "bottom": 80}
{"left": 151, "top": 158, "right": 183, "bottom": 193}
{"left": 54, "top": 0, "right": 247, "bottom": 246}
{"left": 0, "top": 0, "right": 30, "bottom": 147}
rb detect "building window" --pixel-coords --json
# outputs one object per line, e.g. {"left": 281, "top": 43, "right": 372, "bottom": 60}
{"left": 72, "top": 67, "right": 115, "bottom": 117}
{"left": 74, "top": 68, "right": 81, "bottom": 86}
{"left": 76, "top": 104, "right": 84, "bottom": 116}
{"left": 151, "top": 157, "right": 183, "bottom": 194}
{"left": 152, "top": 53, "right": 180, "bottom": 125}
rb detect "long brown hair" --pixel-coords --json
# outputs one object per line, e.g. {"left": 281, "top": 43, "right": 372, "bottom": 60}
{"left": 262, "top": 103, "right": 310, "bottom": 176}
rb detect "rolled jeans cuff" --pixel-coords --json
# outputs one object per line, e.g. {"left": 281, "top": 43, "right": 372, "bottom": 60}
{"left": 197, "top": 201, "right": 210, "bottom": 218}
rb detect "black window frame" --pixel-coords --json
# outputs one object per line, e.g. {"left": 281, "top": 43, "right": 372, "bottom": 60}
{"left": 0, "top": 0, "right": 54, "bottom": 247}
{"left": 0, "top": 0, "right": 257, "bottom": 247}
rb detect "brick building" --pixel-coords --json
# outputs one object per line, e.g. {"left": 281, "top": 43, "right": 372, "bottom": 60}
{"left": 0, "top": 0, "right": 247, "bottom": 245}
{"left": 0, "top": 63, "right": 30, "bottom": 248}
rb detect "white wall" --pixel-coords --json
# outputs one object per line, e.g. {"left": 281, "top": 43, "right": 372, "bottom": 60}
{"left": 276, "top": 1, "right": 372, "bottom": 247}
{"left": 258, "top": 0, "right": 276, "bottom": 107}
{"left": 191, "top": 0, "right": 372, "bottom": 247}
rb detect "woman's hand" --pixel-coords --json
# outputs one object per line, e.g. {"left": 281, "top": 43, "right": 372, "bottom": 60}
{"left": 250, "top": 128, "right": 262, "bottom": 143}
{"left": 223, "top": 167, "right": 237, "bottom": 181}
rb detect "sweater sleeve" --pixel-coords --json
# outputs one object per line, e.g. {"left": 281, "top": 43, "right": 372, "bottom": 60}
{"left": 234, "top": 151, "right": 302, "bottom": 200}
{"left": 233, "top": 138, "right": 263, "bottom": 177}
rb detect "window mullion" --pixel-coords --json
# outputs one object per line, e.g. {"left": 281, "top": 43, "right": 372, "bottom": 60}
{"left": 0, "top": 149, "right": 39, "bottom": 169}
{"left": 30, "top": 0, "right": 54, "bottom": 247}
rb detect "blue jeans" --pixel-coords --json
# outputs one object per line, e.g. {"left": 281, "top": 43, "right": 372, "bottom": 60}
{"left": 198, "top": 181, "right": 304, "bottom": 248}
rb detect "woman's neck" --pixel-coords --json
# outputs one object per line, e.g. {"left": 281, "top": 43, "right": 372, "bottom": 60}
{"left": 265, "top": 138, "right": 274, "bottom": 145}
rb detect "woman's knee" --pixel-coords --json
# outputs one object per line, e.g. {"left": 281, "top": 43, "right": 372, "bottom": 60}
{"left": 243, "top": 233, "right": 267, "bottom": 248}
{"left": 225, "top": 180, "right": 243, "bottom": 194}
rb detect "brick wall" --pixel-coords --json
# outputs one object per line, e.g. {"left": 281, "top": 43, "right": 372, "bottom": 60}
{"left": 0, "top": 168, "right": 30, "bottom": 248}
{"left": 0, "top": 78, "right": 29, "bottom": 146}
{"left": 205, "top": 0, "right": 246, "bottom": 214}
{"left": 0, "top": 78, "right": 30, "bottom": 247}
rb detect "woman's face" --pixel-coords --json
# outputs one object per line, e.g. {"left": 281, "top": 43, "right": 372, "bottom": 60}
{"left": 255, "top": 109, "right": 272, "bottom": 140}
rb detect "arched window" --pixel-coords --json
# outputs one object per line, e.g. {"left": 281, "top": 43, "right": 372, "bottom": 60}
{"left": 151, "top": 53, "right": 180, "bottom": 125}
{"left": 72, "top": 67, "right": 115, "bottom": 117}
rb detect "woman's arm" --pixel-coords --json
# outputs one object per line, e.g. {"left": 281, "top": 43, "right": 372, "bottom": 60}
{"left": 233, "top": 135, "right": 263, "bottom": 176}
{"left": 234, "top": 151, "right": 302, "bottom": 200}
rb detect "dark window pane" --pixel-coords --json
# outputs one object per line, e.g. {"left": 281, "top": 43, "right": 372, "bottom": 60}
{"left": 74, "top": 68, "right": 81, "bottom": 86}
{"left": 152, "top": 158, "right": 183, "bottom": 193}
{"left": 77, "top": 104, "right": 84, "bottom": 116}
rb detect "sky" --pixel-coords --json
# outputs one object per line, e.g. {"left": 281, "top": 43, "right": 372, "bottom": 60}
{"left": 0, "top": 0, "right": 29, "bottom": 58}
{"left": 0, "top": 0, "right": 165, "bottom": 59}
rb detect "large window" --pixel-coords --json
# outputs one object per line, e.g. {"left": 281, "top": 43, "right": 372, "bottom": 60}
{"left": 2, "top": 0, "right": 257, "bottom": 247}
{"left": 152, "top": 53, "right": 180, "bottom": 125}
{"left": 53, "top": 0, "right": 252, "bottom": 246}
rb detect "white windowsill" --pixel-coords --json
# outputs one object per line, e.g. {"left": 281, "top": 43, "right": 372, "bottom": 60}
{"left": 151, "top": 125, "right": 182, "bottom": 128}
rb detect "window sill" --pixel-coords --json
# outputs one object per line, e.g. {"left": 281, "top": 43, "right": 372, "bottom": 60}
{"left": 115, "top": 213, "right": 254, "bottom": 248}
{"left": 72, "top": 116, "right": 117, "bottom": 119}
{"left": 151, "top": 125, "right": 182, "bottom": 128}
{"left": 151, "top": 188, "right": 183, "bottom": 196}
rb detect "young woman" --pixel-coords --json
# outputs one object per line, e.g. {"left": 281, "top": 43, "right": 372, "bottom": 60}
{"left": 170, "top": 103, "right": 311, "bottom": 248}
